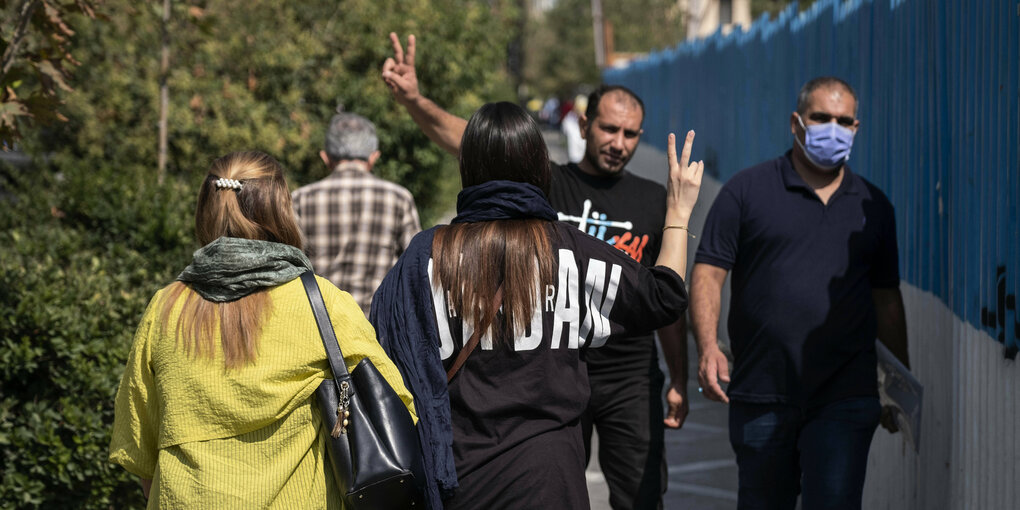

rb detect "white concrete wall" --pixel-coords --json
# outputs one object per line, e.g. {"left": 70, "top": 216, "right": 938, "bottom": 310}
{"left": 864, "top": 284, "right": 1020, "bottom": 510}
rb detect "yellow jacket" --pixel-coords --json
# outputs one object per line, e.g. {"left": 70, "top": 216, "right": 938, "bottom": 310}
{"left": 110, "top": 275, "right": 415, "bottom": 509}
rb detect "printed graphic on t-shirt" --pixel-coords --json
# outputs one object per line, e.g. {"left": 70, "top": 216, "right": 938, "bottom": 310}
{"left": 428, "top": 249, "right": 623, "bottom": 359}
{"left": 557, "top": 199, "right": 650, "bottom": 263}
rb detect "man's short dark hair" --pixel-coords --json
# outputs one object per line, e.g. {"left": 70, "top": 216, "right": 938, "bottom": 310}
{"left": 796, "top": 76, "right": 858, "bottom": 115}
{"left": 585, "top": 85, "right": 645, "bottom": 124}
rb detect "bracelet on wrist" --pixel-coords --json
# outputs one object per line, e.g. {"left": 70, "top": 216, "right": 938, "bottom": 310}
{"left": 663, "top": 225, "right": 695, "bottom": 238}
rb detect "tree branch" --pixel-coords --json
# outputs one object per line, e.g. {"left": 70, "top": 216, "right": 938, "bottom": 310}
{"left": 0, "top": 0, "right": 43, "bottom": 82}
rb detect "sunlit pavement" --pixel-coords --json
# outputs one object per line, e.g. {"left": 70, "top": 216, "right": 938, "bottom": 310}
{"left": 658, "top": 344, "right": 738, "bottom": 510}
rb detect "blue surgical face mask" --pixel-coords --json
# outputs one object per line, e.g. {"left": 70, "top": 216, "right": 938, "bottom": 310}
{"left": 794, "top": 114, "right": 855, "bottom": 171}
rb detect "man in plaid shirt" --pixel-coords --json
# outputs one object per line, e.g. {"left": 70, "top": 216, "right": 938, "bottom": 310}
{"left": 292, "top": 111, "right": 421, "bottom": 315}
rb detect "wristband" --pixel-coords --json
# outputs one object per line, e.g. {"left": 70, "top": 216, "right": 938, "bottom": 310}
{"left": 663, "top": 225, "right": 695, "bottom": 238}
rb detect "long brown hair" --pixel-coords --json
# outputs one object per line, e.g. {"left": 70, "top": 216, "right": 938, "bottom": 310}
{"left": 432, "top": 103, "right": 554, "bottom": 345}
{"left": 160, "top": 151, "right": 302, "bottom": 368}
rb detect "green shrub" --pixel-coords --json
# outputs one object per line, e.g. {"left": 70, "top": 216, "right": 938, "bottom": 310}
{"left": 1, "top": 226, "right": 147, "bottom": 508}
{"left": 0, "top": 162, "right": 194, "bottom": 509}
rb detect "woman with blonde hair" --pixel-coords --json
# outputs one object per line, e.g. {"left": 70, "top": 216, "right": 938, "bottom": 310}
{"left": 109, "top": 151, "right": 415, "bottom": 508}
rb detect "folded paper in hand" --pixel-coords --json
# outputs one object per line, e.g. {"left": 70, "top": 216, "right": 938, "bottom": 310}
{"left": 876, "top": 340, "right": 923, "bottom": 452}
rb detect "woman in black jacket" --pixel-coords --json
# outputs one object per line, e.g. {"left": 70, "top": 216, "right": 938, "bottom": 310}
{"left": 370, "top": 102, "right": 703, "bottom": 510}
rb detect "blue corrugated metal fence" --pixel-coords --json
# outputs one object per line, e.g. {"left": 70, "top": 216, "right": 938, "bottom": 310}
{"left": 605, "top": 0, "right": 1019, "bottom": 357}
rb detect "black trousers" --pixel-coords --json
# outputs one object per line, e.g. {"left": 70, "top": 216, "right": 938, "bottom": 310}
{"left": 582, "top": 368, "right": 666, "bottom": 510}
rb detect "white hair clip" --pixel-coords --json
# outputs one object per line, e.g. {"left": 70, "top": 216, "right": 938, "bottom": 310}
{"left": 214, "top": 178, "right": 243, "bottom": 191}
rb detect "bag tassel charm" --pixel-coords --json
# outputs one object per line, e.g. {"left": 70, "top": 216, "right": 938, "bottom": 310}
{"left": 332, "top": 381, "right": 351, "bottom": 438}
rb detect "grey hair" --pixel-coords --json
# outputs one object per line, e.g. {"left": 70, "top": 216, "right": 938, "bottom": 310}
{"left": 796, "top": 76, "right": 858, "bottom": 115}
{"left": 324, "top": 112, "right": 378, "bottom": 161}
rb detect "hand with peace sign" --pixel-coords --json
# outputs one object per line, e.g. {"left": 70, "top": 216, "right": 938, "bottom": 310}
{"left": 380, "top": 32, "right": 467, "bottom": 155}
{"left": 652, "top": 130, "right": 703, "bottom": 281}
{"left": 381, "top": 33, "right": 421, "bottom": 107}
{"left": 665, "top": 130, "right": 704, "bottom": 227}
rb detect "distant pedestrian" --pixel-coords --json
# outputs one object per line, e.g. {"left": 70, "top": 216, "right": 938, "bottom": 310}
{"left": 541, "top": 96, "right": 561, "bottom": 126}
{"left": 562, "top": 94, "right": 589, "bottom": 163}
{"left": 691, "top": 76, "right": 911, "bottom": 510}
{"left": 292, "top": 110, "right": 421, "bottom": 315}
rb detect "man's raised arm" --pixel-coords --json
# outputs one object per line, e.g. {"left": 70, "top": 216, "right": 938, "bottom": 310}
{"left": 381, "top": 33, "right": 467, "bottom": 156}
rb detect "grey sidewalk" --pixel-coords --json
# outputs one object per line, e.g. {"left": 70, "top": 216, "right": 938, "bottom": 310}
{"left": 541, "top": 130, "right": 738, "bottom": 509}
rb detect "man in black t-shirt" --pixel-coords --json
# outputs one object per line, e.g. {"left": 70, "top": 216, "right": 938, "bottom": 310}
{"left": 382, "top": 33, "right": 689, "bottom": 510}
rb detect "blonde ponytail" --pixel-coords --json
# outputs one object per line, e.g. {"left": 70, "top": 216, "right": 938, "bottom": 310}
{"left": 161, "top": 151, "right": 302, "bottom": 368}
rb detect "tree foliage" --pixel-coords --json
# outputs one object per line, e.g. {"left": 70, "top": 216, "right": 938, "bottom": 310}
{"left": 0, "top": 0, "right": 98, "bottom": 147}
{"left": 28, "top": 0, "right": 517, "bottom": 224}
{"left": 1, "top": 1, "right": 516, "bottom": 507}
{"left": 521, "top": 0, "right": 686, "bottom": 99}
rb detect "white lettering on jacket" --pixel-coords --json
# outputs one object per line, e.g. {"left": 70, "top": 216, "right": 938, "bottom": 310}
{"left": 580, "top": 259, "right": 622, "bottom": 348}
{"left": 428, "top": 260, "right": 455, "bottom": 360}
{"left": 429, "top": 249, "right": 622, "bottom": 360}
{"left": 550, "top": 250, "right": 580, "bottom": 348}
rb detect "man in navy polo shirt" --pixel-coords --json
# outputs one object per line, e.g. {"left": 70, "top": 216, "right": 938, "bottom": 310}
{"left": 690, "top": 76, "right": 911, "bottom": 510}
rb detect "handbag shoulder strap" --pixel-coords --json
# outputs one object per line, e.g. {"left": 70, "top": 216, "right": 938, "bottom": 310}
{"left": 300, "top": 271, "right": 350, "bottom": 383}
{"left": 446, "top": 284, "right": 503, "bottom": 383}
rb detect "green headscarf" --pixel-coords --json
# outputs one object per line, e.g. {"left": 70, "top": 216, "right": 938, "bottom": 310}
{"left": 176, "top": 237, "right": 313, "bottom": 302}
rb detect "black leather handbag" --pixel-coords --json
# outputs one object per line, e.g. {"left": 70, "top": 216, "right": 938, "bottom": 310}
{"left": 300, "top": 272, "right": 425, "bottom": 509}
